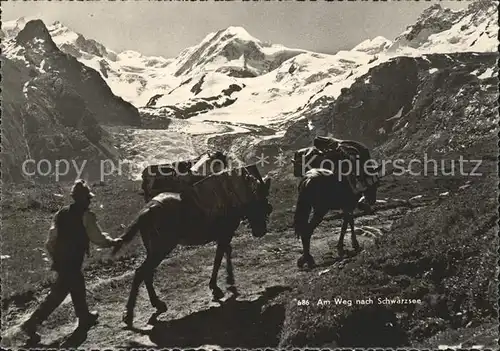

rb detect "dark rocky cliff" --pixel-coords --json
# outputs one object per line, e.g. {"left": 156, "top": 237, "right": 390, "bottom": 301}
{"left": 279, "top": 52, "right": 498, "bottom": 161}
{"left": 1, "top": 20, "right": 143, "bottom": 182}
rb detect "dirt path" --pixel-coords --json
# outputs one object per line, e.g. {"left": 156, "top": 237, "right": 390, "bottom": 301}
{"left": 1, "top": 202, "right": 414, "bottom": 348}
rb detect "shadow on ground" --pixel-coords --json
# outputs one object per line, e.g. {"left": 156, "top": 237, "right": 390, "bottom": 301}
{"left": 128, "top": 286, "right": 290, "bottom": 348}
{"left": 21, "top": 323, "right": 92, "bottom": 349}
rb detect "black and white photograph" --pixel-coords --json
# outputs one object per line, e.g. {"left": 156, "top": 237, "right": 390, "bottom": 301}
{"left": 1, "top": 0, "right": 498, "bottom": 348}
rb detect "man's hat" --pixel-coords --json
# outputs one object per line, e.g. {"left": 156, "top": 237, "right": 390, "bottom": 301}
{"left": 70, "top": 179, "right": 95, "bottom": 199}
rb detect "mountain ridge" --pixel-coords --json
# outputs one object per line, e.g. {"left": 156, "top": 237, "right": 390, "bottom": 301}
{"left": 4, "top": 0, "right": 496, "bottom": 124}
{"left": 1, "top": 20, "right": 142, "bottom": 182}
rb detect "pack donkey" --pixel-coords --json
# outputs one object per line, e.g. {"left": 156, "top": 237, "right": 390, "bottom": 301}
{"left": 292, "top": 136, "right": 378, "bottom": 213}
{"left": 112, "top": 165, "right": 272, "bottom": 327}
{"left": 292, "top": 137, "right": 382, "bottom": 268}
{"left": 294, "top": 167, "right": 381, "bottom": 269}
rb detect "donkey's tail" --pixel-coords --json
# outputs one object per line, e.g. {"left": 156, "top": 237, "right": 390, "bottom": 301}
{"left": 293, "top": 179, "right": 313, "bottom": 239}
{"left": 112, "top": 213, "right": 142, "bottom": 256}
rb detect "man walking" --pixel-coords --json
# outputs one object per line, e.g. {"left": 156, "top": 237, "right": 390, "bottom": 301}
{"left": 21, "top": 179, "right": 122, "bottom": 342}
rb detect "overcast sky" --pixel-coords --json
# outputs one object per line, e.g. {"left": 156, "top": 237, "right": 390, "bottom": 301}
{"left": 3, "top": 1, "right": 469, "bottom": 57}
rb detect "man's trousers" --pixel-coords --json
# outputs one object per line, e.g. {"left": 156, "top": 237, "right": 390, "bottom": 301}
{"left": 27, "top": 269, "right": 89, "bottom": 325}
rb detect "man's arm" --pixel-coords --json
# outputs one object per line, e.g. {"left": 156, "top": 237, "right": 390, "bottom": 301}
{"left": 45, "top": 214, "right": 58, "bottom": 257}
{"left": 83, "top": 211, "right": 121, "bottom": 248}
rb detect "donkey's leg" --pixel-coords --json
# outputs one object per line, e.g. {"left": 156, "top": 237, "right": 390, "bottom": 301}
{"left": 348, "top": 214, "right": 360, "bottom": 252}
{"left": 309, "top": 208, "right": 328, "bottom": 234}
{"left": 144, "top": 249, "right": 171, "bottom": 313}
{"left": 300, "top": 208, "right": 328, "bottom": 268}
{"left": 209, "top": 241, "right": 227, "bottom": 300}
{"left": 298, "top": 233, "right": 314, "bottom": 268}
{"left": 225, "top": 244, "right": 235, "bottom": 286}
{"left": 124, "top": 256, "right": 152, "bottom": 327}
{"left": 337, "top": 215, "right": 349, "bottom": 256}
{"left": 144, "top": 270, "right": 162, "bottom": 311}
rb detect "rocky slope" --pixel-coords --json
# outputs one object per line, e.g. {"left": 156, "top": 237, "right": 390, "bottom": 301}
{"left": 277, "top": 52, "right": 498, "bottom": 158}
{"left": 2, "top": 1, "right": 496, "bottom": 177}
{"left": 1, "top": 20, "right": 142, "bottom": 182}
{"left": 279, "top": 168, "right": 497, "bottom": 347}
{"left": 204, "top": 50, "right": 498, "bottom": 195}
{"left": 2, "top": 17, "right": 175, "bottom": 105}
{"left": 267, "top": 3, "right": 499, "bottom": 345}
{"left": 3, "top": 20, "right": 141, "bottom": 126}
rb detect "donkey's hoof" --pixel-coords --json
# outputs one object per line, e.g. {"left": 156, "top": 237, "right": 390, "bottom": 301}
{"left": 298, "top": 255, "right": 315, "bottom": 269}
{"left": 122, "top": 311, "right": 133, "bottom": 328}
{"left": 211, "top": 286, "right": 224, "bottom": 301}
{"left": 155, "top": 300, "right": 168, "bottom": 313}
{"left": 306, "top": 256, "right": 316, "bottom": 268}
{"left": 297, "top": 255, "right": 306, "bottom": 268}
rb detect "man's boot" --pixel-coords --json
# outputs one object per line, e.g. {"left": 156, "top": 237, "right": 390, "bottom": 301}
{"left": 78, "top": 310, "right": 99, "bottom": 329}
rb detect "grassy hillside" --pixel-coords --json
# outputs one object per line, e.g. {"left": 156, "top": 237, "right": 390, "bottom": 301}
{"left": 1, "top": 177, "right": 144, "bottom": 301}
{"left": 279, "top": 168, "right": 498, "bottom": 347}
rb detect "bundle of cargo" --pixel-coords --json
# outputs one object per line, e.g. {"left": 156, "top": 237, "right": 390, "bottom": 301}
{"left": 315, "top": 136, "right": 372, "bottom": 163}
{"left": 186, "top": 167, "right": 256, "bottom": 218}
{"left": 292, "top": 146, "right": 323, "bottom": 177}
{"left": 141, "top": 151, "right": 228, "bottom": 202}
{"left": 313, "top": 136, "right": 342, "bottom": 151}
{"left": 292, "top": 136, "right": 373, "bottom": 178}
{"left": 292, "top": 136, "right": 381, "bottom": 198}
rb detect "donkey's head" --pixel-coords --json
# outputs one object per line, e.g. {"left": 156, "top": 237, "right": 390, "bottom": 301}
{"left": 243, "top": 165, "right": 273, "bottom": 238}
{"left": 362, "top": 165, "right": 383, "bottom": 206}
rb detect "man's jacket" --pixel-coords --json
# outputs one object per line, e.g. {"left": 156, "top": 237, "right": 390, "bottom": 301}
{"left": 46, "top": 203, "right": 116, "bottom": 271}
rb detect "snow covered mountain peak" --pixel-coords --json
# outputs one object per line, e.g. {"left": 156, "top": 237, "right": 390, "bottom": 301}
{"left": 193, "top": 26, "right": 256, "bottom": 47}
{"left": 352, "top": 36, "right": 393, "bottom": 55}
{"left": 2, "top": 0, "right": 497, "bottom": 126}
{"left": 169, "top": 25, "right": 306, "bottom": 78}
{"left": 218, "top": 26, "right": 259, "bottom": 42}
{"left": 2, "top": 19, "right": 119, "bottom": 62}
{"left": 389, "top": 0, "right": 498, "bottom": 53}
{"left": 1, "top": 16, "right": 36, "bottom": 38}
{"left": 49, "top": 21, "right": 118, "bottom": 62}
{"left": 14, "top": 19, "right": 59, "bottom": 53}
